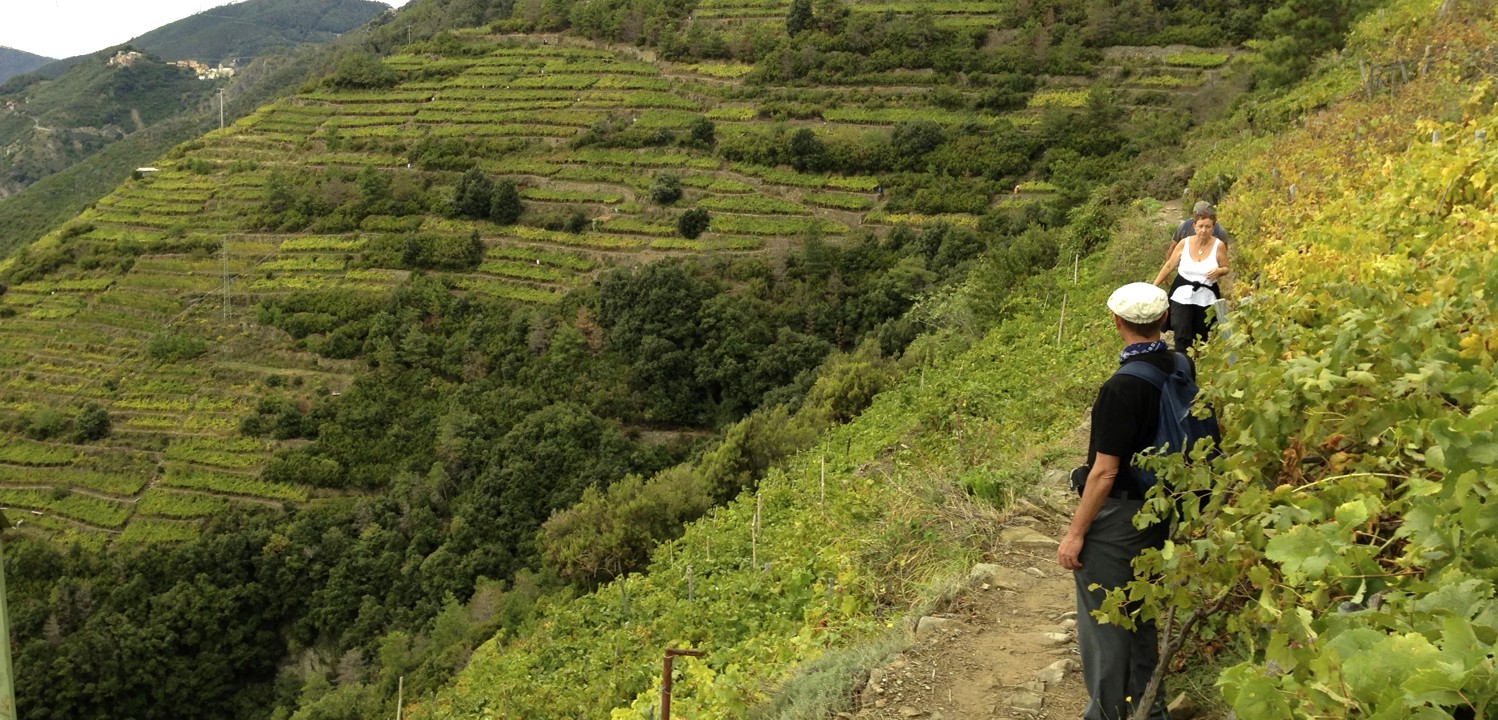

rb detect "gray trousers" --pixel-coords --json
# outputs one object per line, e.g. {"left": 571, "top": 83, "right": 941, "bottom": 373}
{"left": 1074, "top": 498, "right": 1171, "bottom": 720}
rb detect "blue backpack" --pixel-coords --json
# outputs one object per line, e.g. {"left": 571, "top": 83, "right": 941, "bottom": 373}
{"left": 1114, "top": 353, "right": 1221, "bottom": 492}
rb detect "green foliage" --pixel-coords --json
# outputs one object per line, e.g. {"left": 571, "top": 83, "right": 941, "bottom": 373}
{"left": 452, "top": 168, "right": 494, "bottom": 220}
{"left": 145, "top": 331, "right": 209, "bottom": 362}
{"left": 540, "top": 468, "right": 713, "bottom": 586}
{"left": 650, "top": 173, "right": 683, "bottom": 205}
{"left": 1256, "top": 0, "right": 1375, "bottom": 88}
{"left": 490, "top": 180, "right": 523, "bottom": 224}
{"left": 787, "top": 0, "right": 815, "bottom": 36}
{"left": 678, "top": 208, "right": 711, "bottom": 239}
{"left": 325, "top": 49, "right": 399, "bottom": 90}
{"left": 73, "top": 402, "right": 111, "bottom": 442}
{"left": 1116, "top": 9, "right": 1498, "bottom": 719}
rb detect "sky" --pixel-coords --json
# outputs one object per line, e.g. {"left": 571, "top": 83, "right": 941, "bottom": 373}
{"left": 0, "top": 0, "right": 412, "bottom": 60}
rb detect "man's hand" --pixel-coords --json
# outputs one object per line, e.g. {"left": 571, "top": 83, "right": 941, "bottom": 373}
{"left": 1057, "top": 534, "right": 1084, "bottom": 570}
{"left": 1059, "top": 453, "right": 1120, "bottom": 571}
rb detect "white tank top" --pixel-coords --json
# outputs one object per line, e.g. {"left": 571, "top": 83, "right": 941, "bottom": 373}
{"left": 1171, "top": 239, "right": 1220, "bottom": 307}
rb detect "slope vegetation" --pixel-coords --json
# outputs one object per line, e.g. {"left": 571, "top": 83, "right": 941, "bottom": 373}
{"left": 130, "top": 0, "right": 389, "bottom": 65}
{"left": 0, "top": 25, "right": 1230, "bottom": 547}
{"left": 1135, "top": 0, "right": 1498, "bottom": 714}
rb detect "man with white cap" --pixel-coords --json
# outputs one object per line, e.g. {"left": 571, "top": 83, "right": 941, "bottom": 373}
{"left": 1057, "top": 282, "right": 1177, "bottom": 720}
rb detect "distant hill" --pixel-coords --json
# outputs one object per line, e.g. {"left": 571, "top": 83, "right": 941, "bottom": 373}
{"left": 131, "top": 0, "right": 389, "bottom": 66}
{"left": 0, "top": 0, "right": 391, "bottom": 256}
{"left": 0, "top": 54, "right": 222, "bottom": 202}
{"left": 0, "top": 46, "right": 54, "bottom": 85}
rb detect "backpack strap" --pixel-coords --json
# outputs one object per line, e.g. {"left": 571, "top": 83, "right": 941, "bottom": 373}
{"left": 1115, "top": 357, "right": 1168, "bottom": 389}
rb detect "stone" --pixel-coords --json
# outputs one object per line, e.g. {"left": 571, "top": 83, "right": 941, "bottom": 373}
{"left": 1023, "top": 631, "right": 1072, "bottom": 647}
{"left": 1168, "top": 692, "right": 1199, "bottom": 719}
{"left": 1054, "top": 610, "right": 1078, "bottom": 622}
{"left": 969, "top": 563, "right": 1026, "bottom": 591}
{"left": 1009, "top": 690, "right": 1045, "bottom": 712}
{"left": 1059, "top": 618, "right": 1077, "bottom": 631}
{"left": 897, "top": 706, "right": 925, "bottom": 718}
{"left": 1036, "top": 658, "right": 1078, "bottom": 686}
{"left": 915, "top": 616, "right": 969, "bottom": 641}
{"left": 1024, "top": 566, "right": 1047, "bottom": 579}
{"left": 1042, "top": 468, "right": 1070, "bottom": 487}
{"left": 999, "top": 526, "right": 1060, "bottom": 548}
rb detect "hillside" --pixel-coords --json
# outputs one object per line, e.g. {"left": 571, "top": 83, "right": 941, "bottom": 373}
{"left": 413, "top": 1, "right": 1496, "bottom": 718}
{"left": 0, "top": 0, "right": 389, "bottom": 256}
{"left": 0, "top": 54, "right": 220, "bottom": 200}
{"left": 130, "top": 0, "right": 389, "bottom": 66}
{"left": 0, "top": 0, "right": 1272, "bottom": 715}
{"left": 0, "top": 47, "right": 53, "bottom": 85}
{"left": 0, "top": 23, "right": 1238, "bottom": 548}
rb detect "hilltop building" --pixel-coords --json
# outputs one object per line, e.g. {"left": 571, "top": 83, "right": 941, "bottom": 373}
{"left": 107, "top": 50, "right": 143, "bottom": 67}
{"left": 171, "top": 59, "right": 236, "bottom": 80}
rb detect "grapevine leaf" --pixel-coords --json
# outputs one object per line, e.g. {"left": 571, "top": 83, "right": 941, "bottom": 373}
{"left": 1334, "top": 498, "right": 1372, "bottom": 528}
{"left": 1332, "top": 630, "right": 1442, "bottom": 706}
{"left": 1264, "top": 524, "right": 1334, "bottom": 579}
{"left": 1410, "top": 576, "right": 1488, "bottom": 619}
{"left": 1219, "top": 665, "right": 1293, "bottom": 718}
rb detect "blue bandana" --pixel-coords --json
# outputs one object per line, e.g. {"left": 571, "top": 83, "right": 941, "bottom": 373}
{"left": 1119, "top": 340, "right": 1167, "bottom": 364}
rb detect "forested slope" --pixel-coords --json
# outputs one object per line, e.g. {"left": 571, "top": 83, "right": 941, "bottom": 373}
{"left": 0, "top": 47, "right": 53, "bottom": 85}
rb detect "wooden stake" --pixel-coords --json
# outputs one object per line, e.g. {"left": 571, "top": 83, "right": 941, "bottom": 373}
{"left": 819, "top": 455, "right": 826, "bottom": 514}
{"left": 1057, "top": 293, "right": 1068, "bottom": 345}
{"left": 752, "top": 493, "right": 761, "bottom": 569}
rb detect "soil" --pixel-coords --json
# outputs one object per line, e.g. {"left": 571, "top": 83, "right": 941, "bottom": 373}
{"left": 843, "top": 471, "right": 1092, "bottom": 720}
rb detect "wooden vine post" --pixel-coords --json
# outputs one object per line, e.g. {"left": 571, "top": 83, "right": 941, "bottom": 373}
{"left": 660, "top": 648, "right": 706, "bottom": 720}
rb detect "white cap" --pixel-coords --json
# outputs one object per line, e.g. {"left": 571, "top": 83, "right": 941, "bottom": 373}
{"left": 1108, "top": 282, "right": 1168, "bottom": 323}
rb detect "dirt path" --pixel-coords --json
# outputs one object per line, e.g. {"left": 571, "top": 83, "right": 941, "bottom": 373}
{"left": 847, "top": 471, "right": 1091, "bottom": 719}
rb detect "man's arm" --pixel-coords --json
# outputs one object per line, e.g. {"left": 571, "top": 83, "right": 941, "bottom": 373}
{"left": 1057, "top": 452, "right": 1121, "bottom": 570}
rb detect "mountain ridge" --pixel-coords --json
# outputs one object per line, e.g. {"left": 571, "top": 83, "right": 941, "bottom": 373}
{"left": 0, "top": 46, "right": 54, "bottom": 85}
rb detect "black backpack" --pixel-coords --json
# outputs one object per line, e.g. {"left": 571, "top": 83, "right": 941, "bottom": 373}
{"left": 1114, "top": 352, "right": 1221, "bottom": 492}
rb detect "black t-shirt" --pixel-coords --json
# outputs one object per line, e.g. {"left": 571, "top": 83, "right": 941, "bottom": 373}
{"left": 1086, "top": 350, "right": 1190, "bottom": 493}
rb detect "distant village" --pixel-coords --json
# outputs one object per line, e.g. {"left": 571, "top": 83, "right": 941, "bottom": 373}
{"left": 107, "top": 50, "right": 235, "bottom": 80}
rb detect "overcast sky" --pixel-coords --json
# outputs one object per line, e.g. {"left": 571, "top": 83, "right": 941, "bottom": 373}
{"left": 0, "top": 0, "right": 412, "bottom": 60}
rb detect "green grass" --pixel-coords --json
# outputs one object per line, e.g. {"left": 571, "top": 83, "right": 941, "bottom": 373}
{"left": 160, "top": 465, "right": 308, "bottom": 502}
{"left": 1164, "top": 51, "right": 1231, "bottom": 68}
{"left": 117, "top": 517, "right": 201, "bottom": 543}
{"left": 137, "top": 489, "right": 231, "bottom": 518}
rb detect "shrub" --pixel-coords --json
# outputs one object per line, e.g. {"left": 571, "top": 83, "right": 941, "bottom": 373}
{"left": 677, "top": 208, "right": 711, "bottom": 239}
{"left": 146, "top": 332, "right": 208, "bottom": 362}
{"left": 74, "top": 403, "right": 111, "bottom": 442}
{"left": 650, "top": 173, "right": 683, "bottom": 205}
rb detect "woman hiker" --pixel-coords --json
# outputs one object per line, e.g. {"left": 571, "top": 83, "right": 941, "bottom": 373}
{"left": 1154, "top": 215, "right": 1230, "bottom": 353}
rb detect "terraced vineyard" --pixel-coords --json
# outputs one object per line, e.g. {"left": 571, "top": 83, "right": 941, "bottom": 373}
{"left": 0, "top": 22, "right": 1234, "bottom": 547}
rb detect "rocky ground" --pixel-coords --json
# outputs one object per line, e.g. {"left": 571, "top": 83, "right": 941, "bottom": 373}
{"left": 842, "top": 470, "right": 1199, "bottom": 720}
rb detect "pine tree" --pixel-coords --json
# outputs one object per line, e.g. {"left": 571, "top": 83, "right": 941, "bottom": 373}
{"left": 786, "top": 0, "right": 814, "bottom": 36}
{"left": 454, "top": 168, "right": 494, "bottom": 219}
{"left": 490, "top": 180, "right": 523, "bottom": 224}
